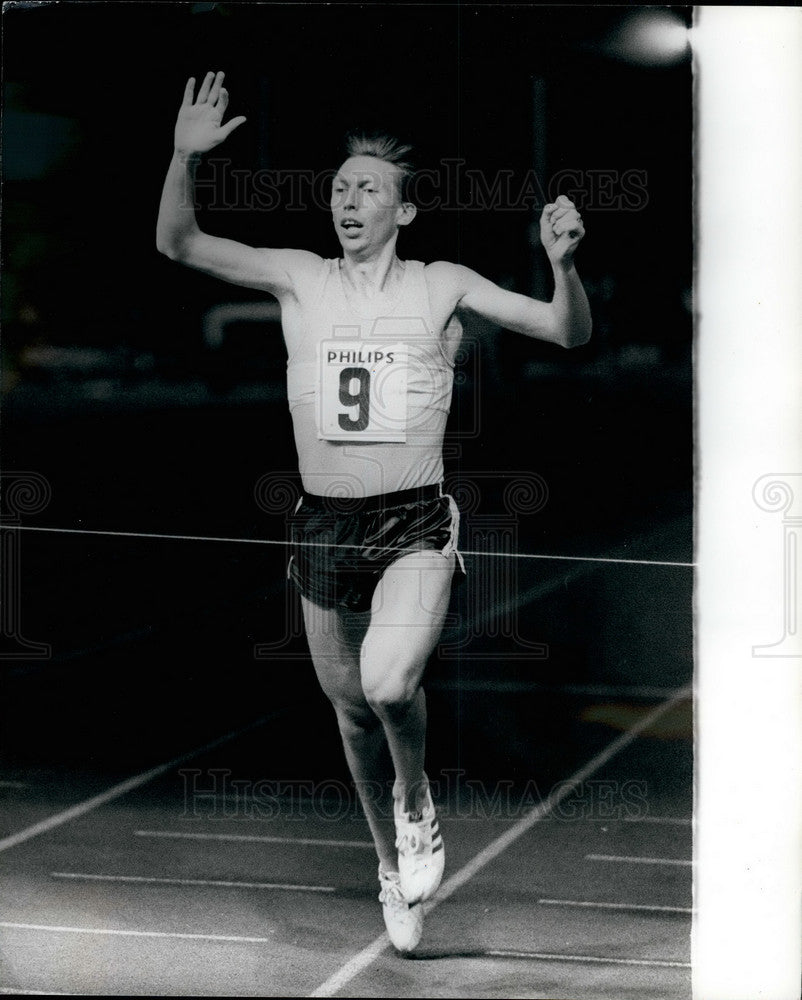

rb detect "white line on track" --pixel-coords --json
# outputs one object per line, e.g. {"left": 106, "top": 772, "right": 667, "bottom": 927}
{"left": 200, "top": 794, "right": 692, "bottom": 825}
{"left": 310, "top": 685, "right": 692, "bottom": 998}
{"left": 587, "top": 854, "right": 694, "bottom": 866}
{"left": 623, "top": 815, "right": 693, "bottom": 826}
{"left": 134, "top": 830, "right": 374, "bottom": 848}
{"left": 0, "top": 989, "right": 77, "bottom": 996}
{"left": 210, "top": 793, "right": 328, "bottom": 803}
{"left": 0, "top": 781, "right": 29, "bottom": 789}
{"left": 0, "top": 710, "right": 291, "bottom": 854}
{"left": 0, "top": 922, "right": 273, "bottom": 944}
{"left": 485, "top": 950, "right": 691, "bottom": 969}
{"left": 51, "top": 872, "right": 336, "bottom": 892}
{"left": 538, "top": 898, "right": 694, "bottom": 914}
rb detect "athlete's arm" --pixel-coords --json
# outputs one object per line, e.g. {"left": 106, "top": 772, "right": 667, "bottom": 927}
{"left": 156, "top": 71, "right": 321, "bottom": 298}
{"left": 433, "top": 196, "right": 591, "bottom": 348}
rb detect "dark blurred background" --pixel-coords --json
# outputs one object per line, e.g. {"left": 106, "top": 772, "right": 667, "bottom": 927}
{"left": 0, "top": 4, "right": 693, "bottom": 781}
{"left": 2, "top": 3, "right": 692, "bottom": 393}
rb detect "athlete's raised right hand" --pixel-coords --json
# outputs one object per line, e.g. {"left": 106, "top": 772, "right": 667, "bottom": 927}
{"left": 174, "top": 71, "right": 247, "bottom": 156}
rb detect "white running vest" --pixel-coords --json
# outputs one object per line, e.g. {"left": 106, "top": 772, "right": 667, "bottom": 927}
{"left": 284, "top": 259, "right": 460, "bottom": 497}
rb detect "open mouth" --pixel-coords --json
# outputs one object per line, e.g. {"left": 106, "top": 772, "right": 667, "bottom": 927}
{"left": 340, "top": 219, "right": 363, "bottom": 231}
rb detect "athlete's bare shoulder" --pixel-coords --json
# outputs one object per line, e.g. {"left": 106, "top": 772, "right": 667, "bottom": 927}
{"left": 278, "top": 248, "right": 326, "bottom": 270}
{"left": 423, "top": 260, "right": 473, "bottom": 327}
{"left": 423, "top": 259, "right": 463, "bottom": 284}
{"left": 423, "top": 259, "right": 479, "bottom": 297}
{"left": 271, "top": 248, "right": 327, "bottom": 302}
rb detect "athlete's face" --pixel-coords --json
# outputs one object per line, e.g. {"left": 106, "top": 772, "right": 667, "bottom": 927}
{"left": 331, "top": 156, "right": 414, "bottom": 253}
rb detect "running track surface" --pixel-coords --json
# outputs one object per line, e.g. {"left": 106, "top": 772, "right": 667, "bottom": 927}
{"left": 0, "top": 689, "right": 692, "bottom": 998}
{"left": 1, "top": 390, "right": 693, "bottom": 996}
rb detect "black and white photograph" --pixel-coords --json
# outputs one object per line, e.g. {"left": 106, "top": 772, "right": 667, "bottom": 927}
{"left": 0, "top": 4, "right": 798, "bottom": 998}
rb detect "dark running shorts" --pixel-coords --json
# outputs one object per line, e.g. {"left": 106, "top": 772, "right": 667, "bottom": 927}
{"left": 287, "top": 483, "right": 464, "bottom": 612}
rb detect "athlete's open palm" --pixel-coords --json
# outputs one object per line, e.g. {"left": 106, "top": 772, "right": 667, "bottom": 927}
{"left": 174, "top": 71, "right": 246, "bottom": 155}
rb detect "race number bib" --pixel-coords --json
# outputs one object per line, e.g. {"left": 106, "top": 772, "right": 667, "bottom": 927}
{"left": 318, "top": 340, "right": 408, "bottom": 442}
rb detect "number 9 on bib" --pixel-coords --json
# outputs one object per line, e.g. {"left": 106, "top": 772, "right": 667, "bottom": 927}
{"left": 317, "top": 340, "right": 408, "bottom": 442}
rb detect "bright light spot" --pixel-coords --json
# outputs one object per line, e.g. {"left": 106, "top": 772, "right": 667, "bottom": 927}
{"left": 603, "top": 9, "right": 691, "bottom": 66}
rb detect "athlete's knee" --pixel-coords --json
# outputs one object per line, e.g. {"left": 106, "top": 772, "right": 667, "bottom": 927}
{"left": 361, "top": 659, "right": 420, "bottom": 721}
{"left": 364, "top": 684, "right": 417, "bottom": 723}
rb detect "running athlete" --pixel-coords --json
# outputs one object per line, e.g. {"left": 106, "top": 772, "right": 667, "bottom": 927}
{"left": 156, "top": 71, "right": 591, "bottom": 952}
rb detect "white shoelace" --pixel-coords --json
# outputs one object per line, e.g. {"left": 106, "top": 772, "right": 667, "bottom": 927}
{"left": 378, "top": 871, "right": 406, "bottom": 907}
{"left": 395, "top": 829, "right": 424, "bottom": 855}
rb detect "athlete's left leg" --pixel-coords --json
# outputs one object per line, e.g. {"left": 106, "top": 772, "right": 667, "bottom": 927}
{"left": 359, "top": 549, "right": 455, "bottom": 815}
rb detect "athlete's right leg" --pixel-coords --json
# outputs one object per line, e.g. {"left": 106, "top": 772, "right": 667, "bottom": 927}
{"left": 300, "top": 594, "right": 397, "bottom": 871}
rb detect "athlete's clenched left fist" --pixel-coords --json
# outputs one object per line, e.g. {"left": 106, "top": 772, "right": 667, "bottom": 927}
{"left": 539, "top": 195, "right": 585, "bottom": 267}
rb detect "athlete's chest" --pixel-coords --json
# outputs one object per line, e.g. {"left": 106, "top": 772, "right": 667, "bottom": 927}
{"left": 281, "top": 261, "right": 463, "bottom": 366}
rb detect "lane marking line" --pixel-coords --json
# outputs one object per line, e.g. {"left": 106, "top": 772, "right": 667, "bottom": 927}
{"left": 0, "top": 989, "right": 77, "bottom": 996}
{"left": 0, "top": 781, "right": 29, "bottom": 789}
{"left": 0, "top": 922, "right": 272, "bottom": 944}
{"left": 623, "top": 816, "right": 693, "bottom": 826}
{"left": 134, "top": 831, "right": 374, "bottom": 848}
{"left": 485, "top": 950, "right": 691, "bottom": 969}
{"left": 208, "top": 793, "right": 351, "bottom": 804}
{"left": 199, "top": 797, "right": 690, "bottom": 826}
{"left": 310, "top": 685, "right": 691, "bottom": 998}
{"left": 0, "top": 710, "right": 293, "bottom": 854}
{"left": 2, "top": 524, "right": 695, "bottom": 568}
{"left": 587, "top": 854, "right": 694, "bottom": 866}
{"left": 51, "top": 872, "right": 336, "bottom": 892}
{"left": 538, "top": 898, "right": 694, "bottom": 914}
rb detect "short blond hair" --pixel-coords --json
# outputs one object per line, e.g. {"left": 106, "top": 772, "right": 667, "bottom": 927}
{"left": 343, "top": 130, "right": 417, "bottom": 202}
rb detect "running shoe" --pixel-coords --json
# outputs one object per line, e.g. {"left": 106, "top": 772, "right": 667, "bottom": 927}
{"left": 394, "top": 782, "right": 445, "bottom": 904}
{"left": 378, "top": 866, "right": 423, "bottom": 953}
